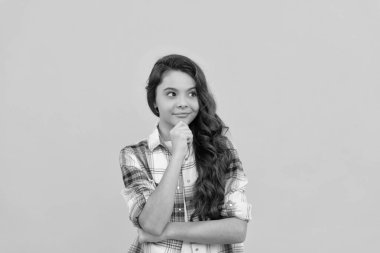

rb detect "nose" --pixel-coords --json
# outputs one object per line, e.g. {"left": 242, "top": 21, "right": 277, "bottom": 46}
{"left": 176, "top": 95, "right": 188, "bottom": 108}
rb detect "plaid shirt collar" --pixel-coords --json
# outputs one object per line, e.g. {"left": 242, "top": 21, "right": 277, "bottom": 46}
{"left": 147, "top": 124, "right": 163, "bottom": 151}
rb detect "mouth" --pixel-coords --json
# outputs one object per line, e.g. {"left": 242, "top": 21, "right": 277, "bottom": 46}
{"left": 173, "top": 113, "right": 191, "bottom": 118}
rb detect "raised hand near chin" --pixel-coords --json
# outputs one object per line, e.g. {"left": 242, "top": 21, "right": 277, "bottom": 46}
{"left": 169, "top": 121, "right": 193, "bottom": 159}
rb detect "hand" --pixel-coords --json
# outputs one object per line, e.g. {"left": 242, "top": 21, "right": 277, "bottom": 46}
{"left": 170, "top": 121, "right": 193, "bottom": 159}
{"left": 138, "top": 228, "right": 166, "bottom": 243}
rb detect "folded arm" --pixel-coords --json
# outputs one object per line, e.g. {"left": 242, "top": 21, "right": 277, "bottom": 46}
{"left": 138, "top": 153, "right": 184, "bottom": 235}
{"left": 138, "top": 217, "right": 247, "bottom": 244}
{"left": 120, "top": 148, "right": 185, "bottom": 236}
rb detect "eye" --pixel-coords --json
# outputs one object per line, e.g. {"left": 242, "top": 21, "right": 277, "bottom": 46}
{"left": 167, "top": 92, "right": 176, "bottom": 97}
{"left": 189, "top": 91, "right": 197, "bottom": 97}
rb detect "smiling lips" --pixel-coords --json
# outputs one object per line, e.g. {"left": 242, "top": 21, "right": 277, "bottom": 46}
{"left": 173, "top": 113, "right": 191, "bottom": 118}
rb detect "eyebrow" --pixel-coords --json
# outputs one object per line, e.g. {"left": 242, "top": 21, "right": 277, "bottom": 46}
{"left": 163, "top": 87, "right": 196, "bottom": 91}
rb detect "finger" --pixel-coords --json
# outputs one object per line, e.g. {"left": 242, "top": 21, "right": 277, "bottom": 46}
{"left": 178, "top": 123, "right": 188, "bottom": 129}
{"left": 178, "top": 121, "right": 190, "bottom": 129}
{"left": 182, "top": 131, "right": 192, "bottom": 139}
{"left": 186, "top": 135, "right": 193, "bottom": 144}
{"left": 175, "top": 121, "right": 185, "bottom": 127}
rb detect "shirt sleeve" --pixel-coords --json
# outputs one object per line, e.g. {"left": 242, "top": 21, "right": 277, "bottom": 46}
{"left": 119, "top": 147, "right": 156, "bottom": 228}
{"left": 220, "top": 138, "right": 252, "bottom": 221}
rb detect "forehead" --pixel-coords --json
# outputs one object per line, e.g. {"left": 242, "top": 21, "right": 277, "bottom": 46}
{"left": 158, "top": 70, "right": 196, "bottom": 90}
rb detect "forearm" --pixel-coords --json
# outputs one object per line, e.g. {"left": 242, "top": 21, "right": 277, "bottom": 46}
{"left": 139, "top": 153, "right": 183, "bottom": 235}
{"left": 164, "top": 217, "right": 247, "bottom": 244}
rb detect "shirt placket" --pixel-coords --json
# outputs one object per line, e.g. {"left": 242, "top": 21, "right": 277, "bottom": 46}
{"left": 181, "top": 150, "right": 207, "bottom": 253}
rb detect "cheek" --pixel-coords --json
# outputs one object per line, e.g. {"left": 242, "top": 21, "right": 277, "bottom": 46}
{"left": 193, "top": 100, "right": 200, "bottom": 112}
{"left": 156, "top": 97, "right": 171, "bottom": 110}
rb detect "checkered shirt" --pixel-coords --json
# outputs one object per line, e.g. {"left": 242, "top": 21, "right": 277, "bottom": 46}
{"left": 119, "top": 126, "right": 252, "bottom": 253}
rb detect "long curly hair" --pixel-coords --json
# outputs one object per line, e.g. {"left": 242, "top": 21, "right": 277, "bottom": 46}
{"left": 146, "top": 54, "right": 234, "bottom": 221}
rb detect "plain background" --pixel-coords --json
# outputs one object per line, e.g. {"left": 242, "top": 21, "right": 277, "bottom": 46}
{"left": 1, "top": 0, "right": 379, "bottom": 252}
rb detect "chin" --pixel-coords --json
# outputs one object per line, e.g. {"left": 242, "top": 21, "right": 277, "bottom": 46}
{"left": 172, "top": 117, "right": 194, "bottom": 126}
{"left": 173, "top": 118, "right": 189, "bottom": 125}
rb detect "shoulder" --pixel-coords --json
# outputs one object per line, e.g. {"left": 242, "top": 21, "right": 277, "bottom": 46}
{"left": 119, "top": 139, "right": 149, "bottom": 165}
{"left": 120, "top": 139, "right": 149, "bottom": 154}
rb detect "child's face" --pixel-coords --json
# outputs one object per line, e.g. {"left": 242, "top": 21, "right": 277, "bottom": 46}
{"left": 155, "top": 70, "right": 199, "bottom": 130}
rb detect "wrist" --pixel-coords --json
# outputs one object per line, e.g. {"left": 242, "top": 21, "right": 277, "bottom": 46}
{"left": 171, "top": 151, "right": 186, "bottom": 161}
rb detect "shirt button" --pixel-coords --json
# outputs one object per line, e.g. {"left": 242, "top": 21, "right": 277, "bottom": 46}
{"left": 229, "top": 203, "right": 233, "bottom": 207}
{"left": 179, "top": 208, "right": 182, "bottom": 211}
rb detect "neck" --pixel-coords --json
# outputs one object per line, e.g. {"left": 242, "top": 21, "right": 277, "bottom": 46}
{"left": 157, "top": 121, "right": 171, "bottom": 142}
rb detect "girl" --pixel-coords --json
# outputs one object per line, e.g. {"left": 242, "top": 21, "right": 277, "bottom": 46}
{"left": 120, "top": 54, "right": 252, "bottom": 253}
